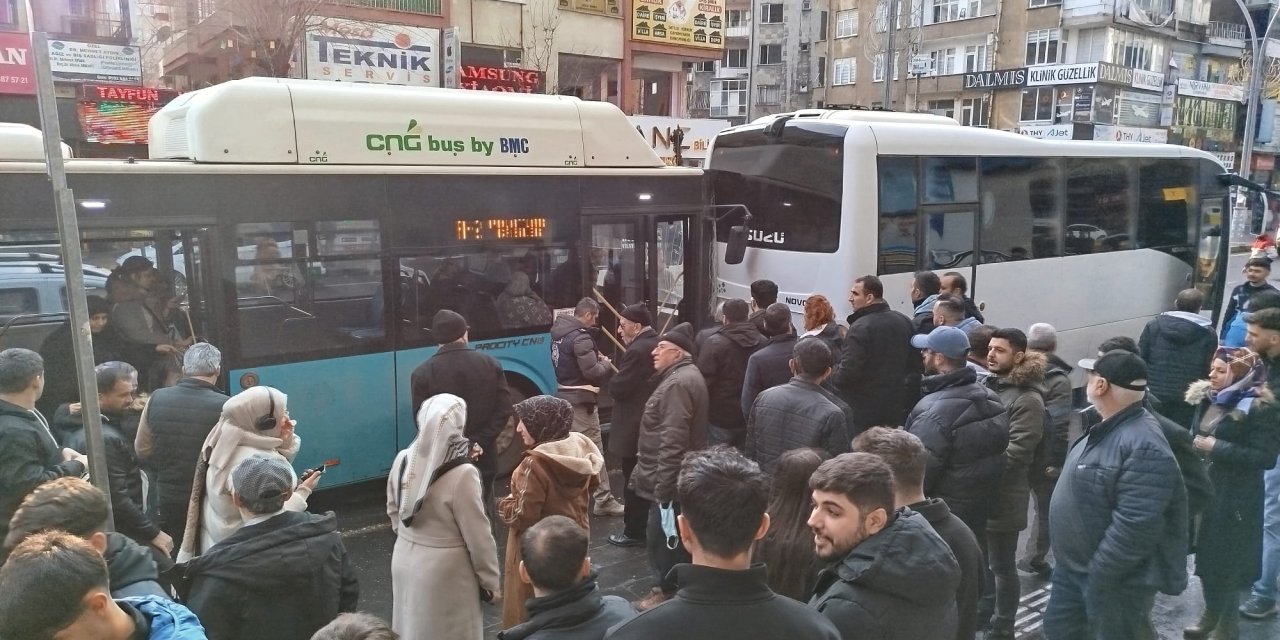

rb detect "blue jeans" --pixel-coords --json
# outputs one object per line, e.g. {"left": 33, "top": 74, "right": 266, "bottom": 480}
{"left": 1252, "top": 456, "right": 1280, "bottom": 602}
{"left": 1043, "top": 568, "right": 1155, "bottom": 640}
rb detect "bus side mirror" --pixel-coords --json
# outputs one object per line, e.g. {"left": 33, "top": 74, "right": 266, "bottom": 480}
{"left": 1251, "top": 191, "right": 1270, "bottom": 236}
{"left": 725, "top": 225, "right": 749, "bottom": 265}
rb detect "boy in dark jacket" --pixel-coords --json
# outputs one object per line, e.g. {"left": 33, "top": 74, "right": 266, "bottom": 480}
{"left": 499, "top": 516, "right": 634, "bottom": 640}
{"left": 608, "top": 448, "right": 840, "bottom": 640}
{"left": 1139, "top": 289, "right": 1217, "bottom": 429}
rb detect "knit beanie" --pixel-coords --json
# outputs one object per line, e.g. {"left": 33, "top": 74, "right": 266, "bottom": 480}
{"left": 660, "top": 322, "right": 696, "bottom": 354}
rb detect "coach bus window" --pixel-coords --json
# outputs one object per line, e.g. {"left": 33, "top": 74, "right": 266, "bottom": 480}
{"left": 980, "top": 157, "right": 1061, "bottom": 261}
{"left": 1065, "top": 159, "right": 1135, "bottom": 255}
{"left": 878, "top": 156, "right": 918, "bottom": 275}
{"left": 657, "top": 219, "right": 687, "bottom": 330}
{"left": 922, "top": 157, "right": 978, "bottom": 204}
{"left": 924, "top": 211, "right": 977, "bottom": 269}
{"left": 1136, "top": 159, "right": 1196, "bottom": 254}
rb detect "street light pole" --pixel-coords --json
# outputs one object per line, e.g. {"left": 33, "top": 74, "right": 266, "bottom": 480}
{"left": 883, "top": 0, "right": 899, "bottom": 107}
{"left": 1232, "top": 0, "right": 1280, "bottom": 179}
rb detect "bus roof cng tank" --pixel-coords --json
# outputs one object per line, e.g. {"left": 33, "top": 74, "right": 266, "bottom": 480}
{"left": 749, "top": 109, "right": 960, "bottom": 126}
{"left": 148, "top": 77, "right": 665, "bottom": 168}
{"left": 0, "top": 123, "right": 74, "bottom": 161}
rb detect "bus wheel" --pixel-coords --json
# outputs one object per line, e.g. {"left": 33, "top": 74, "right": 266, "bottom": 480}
{"left": 493, "top": 378, "right": 536, "bottom": 479}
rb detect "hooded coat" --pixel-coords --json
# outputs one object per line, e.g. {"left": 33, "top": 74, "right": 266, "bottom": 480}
{"left": 119, "top": 595, "right": 208, "bottom": 640}
{"left": 809, "top": 509, "right": 962, "bottom": 640}
{"left": 105, "top": 532, "right": 168, "bottom": 599}
{"left": 984, "top": 351, "right": 1046, "bottom": 533}
{"left": 697, "top": 320, "right": 767, "bottom": 430}
{"left": 1139, "top": 312, "right": 1217, "bottom": 409}
{"left": 180, "top": 511, "right": 359, "bottom": 640}
{"left": 498, "top": 272, "right": 554, "bottom": 330}
{"left": 498, "top": 432, "right": 603, "bottom": 627}
{"left": 830, "top": 301, "right": 917, "bottom": 433}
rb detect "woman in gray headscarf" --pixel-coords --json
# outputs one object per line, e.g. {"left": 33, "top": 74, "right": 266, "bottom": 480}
{"left": 497, "top": 271, "right": 554, "bottom": 329}
{"left": 387, "top": 394, "right": 501, "bottom": 640}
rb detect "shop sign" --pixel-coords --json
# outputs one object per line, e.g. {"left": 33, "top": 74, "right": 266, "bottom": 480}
{"left": 633, "top": 0, "right": 726, "bottom": 50}
{"left": 1017, "top": 124, "right": 1074, "bottom": 139}
{"left": 1116, "top": 90, "right": 1161, "bottom": 127}
{"left": 82, "top": 84, "right": 179, "bottom": 103}
{"left": 1025, "top": 63, "right": 1099, "bottom": 87}
{"left": 1176, "top": 78, "right": 1245, "bottom": 102}
{"left": 47, "top": 40, "right": 141, "bottom": 84}
{"left": 460, "top": 65, "right": 544, "bottom": 93}
{"left": 561, "top": 0, "right": 623, "bottom": 17}
{"left": 307, "top": 19, "right": 440, "bottom": 87}
{"left": 1175, "top": 96, "right": 1238, "bottom": 130}
{"left": 1254, "top": 154, "right": 1276, "bottom": 171}
{"left": 963, "top": 68, "right": 1026, "bottom": 90}
{"left": 628, "top": 115, "right": 728, "bottom": 164}
{"left": 1093, "top": 125, "right": 1168, "bottom": 144}
{"left": 1097, "top": 62, "right": 1164, "bottom": 91}
{"left": 0, "top": 32, "right": 35, "bottom": 95}
{"left": 1072, "top": 86, "right": 1094, "bottom": 122}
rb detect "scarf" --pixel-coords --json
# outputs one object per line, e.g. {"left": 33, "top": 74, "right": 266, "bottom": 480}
{"left": 396, "top": 394, "right": 470, "bottom": 527}
{"left": 1209, "top": 352, "right": 1267, "bottom": 414}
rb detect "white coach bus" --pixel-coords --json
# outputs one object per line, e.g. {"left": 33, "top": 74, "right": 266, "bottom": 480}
{"left": 707, "top": 109, "right": 1233, "bottom": 385}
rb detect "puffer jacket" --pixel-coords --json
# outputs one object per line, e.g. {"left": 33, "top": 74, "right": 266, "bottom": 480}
{"left": 905, "top": 366, "right": 1009, "bottom": 531}
{"left": 1139, "top": 312, "right": 1216, "bottom": 407}
{"left": 697, "top": 321, "right": 766, "bottom": 430}
{"left": 60, "top": 408, "right": 162, "bottom": 546}
{"left": 1030, "top": 354, "right": 1073, "bottom": 480}
{"left": 745, "top": 377, "right": 850, "bottom": 475}
{"left": 830, "top": 301, "right": 917, "bottom": 433}
{"left": 809, "top": 509, "right": 961, "bottom": 640}
{"left": 1048, "top": 402, "right": 1188, "bottom": 595}
{"left": 119, "top": 595, "right": 208, "bottom": 640}
{"left": 984, "top": 351, "right": 1046, "bottom": 533}
{"left": 631, "top": 357, "right": 709, "bottom": 503}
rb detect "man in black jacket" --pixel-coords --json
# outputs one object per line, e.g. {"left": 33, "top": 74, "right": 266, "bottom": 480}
{"left": 552, "top": 299, "right": 620, "bottom": 515}
{"left": 745, "top": 338, "right": 849, "bottom": 475}
{"left": 831, "top": 275, "right": 917, "bottom": 434}
{"left": 500, "top": 516, "right": 634, "bottom": 640}
{"left": 607, "top": 448, "right": 840, "bottom": 640}
{"left": 808, "top": 452, "right": 961, "bottom": 640}
{"left": 910, "top": 271, "right": 942, "bottom": 336}
{"left": 904, "top": 326, "right": 1009, "bottom": 546}
{"left": 748, "top": 279, "right": 779, "bottom": 336}
{"left": 181, "top": 454, "right": 359, "bottom": 640}
{"left": 411, "top": 309, "right": 512, "bottom": 504}
{"left": 607, "top": 304, "right": 660, "bottom": 548}
{"left": 1045, "top": 351, "right": 1187, "bottom": 640}
{"left": 61, "top": 362, "right": 172, "bottom": 558}
{"left": 0, "top": 348, "right": 87, "bottom": 563}
{"left": 854, "top": 428, "right": 984, "bottom": 640}
{"left": 135, "top": 342, "right": 228, "bottom": 556}
{"left": 740, "top": 303, "right": 799, "bottom": 416}
{"left": 1138, "top": 288, "right": 1216, "bottom": 429}
{"left": 697, "top": 299, "right": 765, "bottom": 448}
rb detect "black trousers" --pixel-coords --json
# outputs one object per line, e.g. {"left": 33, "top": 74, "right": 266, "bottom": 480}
{"left": 621, "top": 457, "right": 651, "bottom": 540}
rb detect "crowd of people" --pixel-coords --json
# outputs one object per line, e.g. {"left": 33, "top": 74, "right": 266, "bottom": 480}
{"left": 3, "top": 262, "right": 1280, "bottom": 640}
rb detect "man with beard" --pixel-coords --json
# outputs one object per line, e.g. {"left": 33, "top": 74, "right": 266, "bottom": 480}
{"left": 807, "top": 452, "right": 960, "bottom": 640}
{"left": 910, "top": 271, "right": 942, "bottom": 335}
{"left": 830, "top": 276, "right": 916, "bottom": 434}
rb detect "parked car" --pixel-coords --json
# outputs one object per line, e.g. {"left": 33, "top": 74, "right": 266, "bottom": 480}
{"left": 0, "top": 255, "right": 110, "bottom": 352}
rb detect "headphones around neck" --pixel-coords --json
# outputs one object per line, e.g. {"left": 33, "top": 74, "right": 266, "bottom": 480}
{"left": 254, "top": 388, "right": 278, "bottom": 431}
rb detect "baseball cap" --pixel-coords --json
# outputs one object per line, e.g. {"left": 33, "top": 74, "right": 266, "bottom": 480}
{"left": 231, "top": 454, "right": 296, "bottom": 503}
{"left": 1078, "top": 350, "right": 1148, "bottom": 391}
{"left": 910, "top": 326, "right": 970, "bottom": 359}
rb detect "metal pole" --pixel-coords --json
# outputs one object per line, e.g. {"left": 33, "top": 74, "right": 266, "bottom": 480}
{"left": 883, "top": 0, "right": 899, "bottom": 107}
{"left": 29, "top": 31, "right": 114, "bottom": 526}
{"left": 1238, "top": 4, "right": 1280, "bottom": 180}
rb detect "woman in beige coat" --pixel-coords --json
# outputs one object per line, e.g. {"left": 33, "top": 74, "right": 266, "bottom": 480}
{"left": 388, "top": 394, "right": 501, "bottom": 640}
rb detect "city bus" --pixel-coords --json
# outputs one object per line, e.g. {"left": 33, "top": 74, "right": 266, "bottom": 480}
{"left": 0, "top": 78, "right": 710, "bottom": 486}
{"left": 707, "top": 109, "right": 1233, "bottom": 385}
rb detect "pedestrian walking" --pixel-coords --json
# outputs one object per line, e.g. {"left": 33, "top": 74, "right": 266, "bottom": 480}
{"left": 1020, "top": 323, "right": 1073, "bottom": 578}
{"left": 830, "top": 276, "right": 917, "bottom": 433}
{"left": 754, "top": 448, "right": 829, "bottom": 602}
{"left": 1139, "top": 289, "right": 1217, "bottom": 429}
{"left": 606, "top": 304, "right": 660, "bottom": 549}
{"left": 1240, "top": 308, "right": 1280, "bottom": 620}
{"left": 697, "top": 298, "right": 766, "bottom": 448}
{"left": 745, "top": 338, "right": 849, "bottom": 475}
{"left": 498, "top": 395, "right": 604, "bottom": 627}
{"left": 388, "top": 394, "right": 501, "bottom": 640}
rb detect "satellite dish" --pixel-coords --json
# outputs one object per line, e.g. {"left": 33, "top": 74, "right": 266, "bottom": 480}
{"left": 156, "top": 25, "right": 173, "bottom": 42}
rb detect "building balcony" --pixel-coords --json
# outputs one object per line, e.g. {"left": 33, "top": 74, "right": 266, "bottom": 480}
{"left": 716, "top": 66, "right": 749, "bottom": 79}
{"left": 1207, "top": 21, "right": 1248, "bottom": 47}
{"left": 331, "top": 0, "right": 442, "bottom": 15}
{"left": 59, "top": 13, "right": 126, "bottom": 40}
{"left": 725, "top": 25, "right": 751, "bottom": 38}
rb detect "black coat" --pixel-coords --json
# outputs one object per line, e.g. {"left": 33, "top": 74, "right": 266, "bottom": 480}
{"left": 1188, "top": 388, "right": 1280, "bottom": 588}
{"left": 905, "top": 367, "right": 1010, "bottom": 532}
{"left": 498, "top": 573, "right": 634, "bottom": 640}
{"left": 606, "top": 564, "right": 840, "bottom": 640}
{"left": 0, "top": 400, "right": 85, "bottom": 553}
{"left": 606, "top": 328, "right": 660, "bottom": 459}
{"left": 696, "top": 321, "right": 766, "bottom": 430}
{"left": 1139, "top": 313, "right": 1217, "bottom": 408}
{"left": 139, "top": 378, "right": 227, "bottom": 511}
{"left": 746, "top": 378, "right": 850, "bottom": 475}
{"left": 830, "top": 301, "right": 917, "bottom": 433}
{"left": 180, "top": 510, "right": 359, "bottom": 640}
{"left": 37, "top": 321, "right": 126, "bottom": 417}
{"left": 411, "top": 343, "right": 512, "bottom": 444}
{"left": 60, "top": 407, "right": 161, "bottom": 545}
{"left": 911, "top": 498, "right": 983, "bottom": 640}
{"left": 740, "top": 334, "right": 798, "bottom": 418}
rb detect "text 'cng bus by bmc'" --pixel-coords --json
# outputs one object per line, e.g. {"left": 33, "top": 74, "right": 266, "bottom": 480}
{"left": 707, "top": 109, "right": 1236, "bottom": 385}
{"left": 0, "top": 78, "right": 711, "bottom": 487}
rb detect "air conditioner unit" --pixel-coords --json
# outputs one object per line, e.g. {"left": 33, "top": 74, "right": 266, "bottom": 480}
{"left": 802, "top": 0, "right": 812, "bottom": 10}
{"left": 799, "top": 83, "right": 810, "bottom": 92}
{"left": 800, "top": 42, "right": 810, "bottom": 51}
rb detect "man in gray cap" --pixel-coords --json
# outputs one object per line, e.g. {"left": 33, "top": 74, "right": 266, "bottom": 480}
{"left": 607, "top": 303, "right": 661, "bottom": 547}
{"left": 410, "top": 309, "right": 512, "bottom": 503}
{"left": 182, "top": 454, "right": 359, "bottom": 640}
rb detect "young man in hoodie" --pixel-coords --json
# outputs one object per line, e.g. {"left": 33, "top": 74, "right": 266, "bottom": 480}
{"left": 0, "top": 530, "right": 207, "bottom": 640}
{"left": 180, "top": 454, "right": 359, "bottom": 640}
{"left": 910, "top": 271, "right": 942, "bottom": 335}
{"left": 609, "top": 447, "right": 840, "bottom": 640}
{"left": 1021, "top": 323, "right": 1074, "bottom": 578}
{"left": 499, "top": 516, "right": 634, "bottom": 640}
{"left": 696, "top": 298, "right": 765, "bottom": 448}
{"left": 1138, "top": 289, "right": 1216, "bottom": 430}
{"left": 807, "top": 452, "right": 961, "bottom": 640}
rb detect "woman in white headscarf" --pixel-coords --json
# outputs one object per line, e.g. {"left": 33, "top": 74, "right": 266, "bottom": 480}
{"left": 177, "top": 386, "right": 319, "bottom": 561}
{"left": 387, "top": 394, "right": 501, "bottom": 640}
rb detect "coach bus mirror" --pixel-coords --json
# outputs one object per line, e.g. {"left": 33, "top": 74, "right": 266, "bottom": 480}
{"left": 725, "top": 225, "right": 749, "bottom": 264}
{"left": 1250, "top": 191, "right": 1270, "bottom": 237}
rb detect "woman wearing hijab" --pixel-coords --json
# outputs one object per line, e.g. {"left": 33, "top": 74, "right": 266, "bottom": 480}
{"left": 498, "top": 395, "right": 604, "bottom": 627}
{"left": 177, "top": 385, "right": 319, "bottom": 561}
{"left": 1183, "top": 348, "right": 1280, "bottom": 639}
{"left": 496, "top": 271, "right": 554, "bottom": 329}
{"left": 387, "top": 394, "right": 501, "bottom": 640}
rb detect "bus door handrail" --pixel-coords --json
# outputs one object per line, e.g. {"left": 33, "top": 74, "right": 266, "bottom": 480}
{"left": 236, "top": 296, "right": 316, "bottom": 320}
{"left": 0, "top": 312, "right": 70, "bottom": 340}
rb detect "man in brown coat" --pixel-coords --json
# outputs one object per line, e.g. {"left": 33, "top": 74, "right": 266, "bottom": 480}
{"left": 630, "top": 322, "right": 708, "bottom": 612}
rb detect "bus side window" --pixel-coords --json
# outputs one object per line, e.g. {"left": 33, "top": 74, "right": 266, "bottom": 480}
{"left": 1136, "top": 159, "right": 1196, "bottom": 254}
{"left": 1065, "top": 158, "right": 1135, "bottom": 255}
{"left": 922, "top": 157, "right": 978, "bottom": 204}
{"left": 980, "top": 157, "right": 1061, "bottom": 261}
{"left": 878, "top": 156, "right": 919, "bottom": 275}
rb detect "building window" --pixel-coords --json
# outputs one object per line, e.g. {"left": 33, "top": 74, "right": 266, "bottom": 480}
{"left": 723, "top": 48, "right": 748, "bottom": 68}
{"left": 1026, "top": 29, "right": 1060, "bottom": 66}
{"left": 927, "top": 99, "right": 956, "bottom": 118}
{"left": 1029, "top": 0, "right": 1061, "bottom": 6}
{"left": 932, "top": 0, "right": 982, "bottom": 23}
{"left": 837, "top": 9, "right": 858, "bottom": 37}
{"left": 728, "top": 9, "right": 747, "bottom": 27}
{"left": 759, "top": 44, "right": 783, "bottom": 65}
{"left": 964, "top": 44, "right": 990, "bottom": 72}
{"left": 710, "top": 80, "right": 748, "bottom": 117}
{"left": 757, "top": 84, "right": 783, "bottom": 105}
{"left": 960, "top": 97, "right": 990, "bottom": 126}
{"left": 927, "top": 48, "right": 959, "bottom": 75}
{"left": 1113, "top": 29, "right": 1163, "bottom": 72}
{"left": 817, "top": 56, "right": 827, "bottom": 87}
{"left": 693, "top": 60, "right": 715, "bottom": 72}
{"left": 873, "top": 53, "right": 898, "bottom": 81}
{"left": 1021, "top": 87, "right": 1055, "bottom": 121}
{"left": 1075, "top": 27, "right": 1107, "bottom": 63}
{"left": 760, "top": 3, "right": 784, "bottom": 23}
{"left": 834, "top": 57, "right": 856, "bottom": 85}
{"left": 873, "top": 2, "right": 888, "bottom": 32}
{"left": 820, "top": 11, "right": 829, "bottom": 39}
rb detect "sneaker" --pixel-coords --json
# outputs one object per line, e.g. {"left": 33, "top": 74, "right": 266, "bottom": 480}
{"left": 634, "top": 587, "right": 672, "bottom": 612}
{"left": 593, "top": 498, "right": 625, "bottom": 517}
{"left": 1239, "top": 594, "right": 1278, "bottom": 619}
